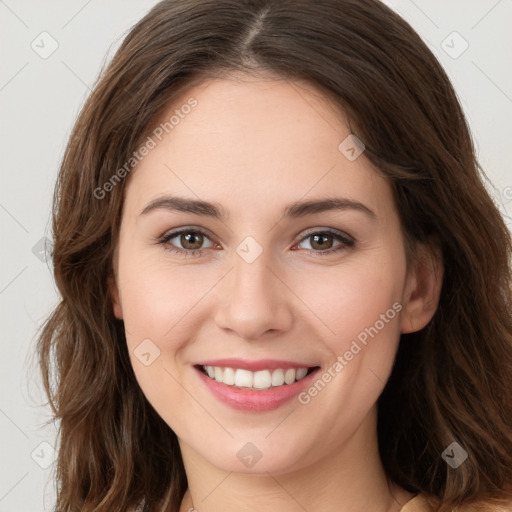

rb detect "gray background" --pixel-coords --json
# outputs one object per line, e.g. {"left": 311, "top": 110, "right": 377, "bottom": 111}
{"left": 1, "top": 1, "right": 511, "bottom": 510}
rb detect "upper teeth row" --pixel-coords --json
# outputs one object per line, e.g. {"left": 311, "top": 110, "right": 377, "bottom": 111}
{"left": 203, "top": 366, "right": 309, "bottom": 389}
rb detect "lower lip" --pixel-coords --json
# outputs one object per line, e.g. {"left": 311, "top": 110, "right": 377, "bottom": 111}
{"left": 194, "top": 366, "right": 320, "bottom": 412}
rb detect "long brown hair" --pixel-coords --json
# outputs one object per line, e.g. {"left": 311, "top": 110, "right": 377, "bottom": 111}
{"left": 37, "top": 0, "right": 512, "bottom": 510}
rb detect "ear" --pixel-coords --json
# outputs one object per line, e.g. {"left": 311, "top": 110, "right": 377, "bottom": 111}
{"left": 400, "top": 240, "right": 443, "bottom": 334}
{"left": 108, "top": 273, "right": 123, "bottom": 320}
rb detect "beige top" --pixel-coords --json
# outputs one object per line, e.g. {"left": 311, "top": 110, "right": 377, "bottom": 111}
{"left": 400, "top": 494, "right": 435, "bottom": 512}
{"left": 133, "top": 495, "right": 432, "bottom": 512}
{"left": 400, "top": 493, "right": 512, "bottom": 512}
{"left": 131, "top": 492, "right": 512, "bottom": 511}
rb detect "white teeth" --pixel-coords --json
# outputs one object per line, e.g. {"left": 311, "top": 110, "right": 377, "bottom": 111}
{"left": 271, "top": 369, "right": 285, "bottom": 386}
{"left": 234, "top": 369, "right": 253, "bottom": 387}
{"left": 296, "top": 368, "right": 308, "bottom": 380}
{"left": 214, "top": 366, "right": 223, "bottom": 382}
{"left": 253, "top": 370, "right": 272, "bottom": 389}
{"left": 284, "top": 369, "right": 296, "bottom": 384}
{"left": 223, "top": 367, "right": 235, "bottom": 385}
{"left": 202, "top": 365, "right": 311, "bottom": 389}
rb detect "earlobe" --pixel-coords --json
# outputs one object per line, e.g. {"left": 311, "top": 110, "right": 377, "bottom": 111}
{"left": 108, "top": 274, "right": 123, "bottom": 320}
{"left": 400, "top": 242, "right": 443, "bottom": 334}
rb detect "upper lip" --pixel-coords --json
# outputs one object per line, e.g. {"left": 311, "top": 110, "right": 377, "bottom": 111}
{"left": 194, "top": 358, "right": 319, "bottom": 372}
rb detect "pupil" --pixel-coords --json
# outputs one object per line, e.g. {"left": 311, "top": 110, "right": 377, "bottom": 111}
{"left": 183, "top": 232, "right": 202, "bottom": 249}
{"left": 312, "top": 234, "right": 332, "bottom": 250}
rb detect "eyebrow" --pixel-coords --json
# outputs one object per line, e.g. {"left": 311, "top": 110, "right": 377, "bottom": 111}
{"left": 140, "top": 195, "right": 376, "bottom": 221}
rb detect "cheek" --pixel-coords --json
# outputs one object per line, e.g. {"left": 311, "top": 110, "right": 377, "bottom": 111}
{"left": 116, "top": 249, "right": 202, "bottom": 419}
{"left": 292, "top": 266, "right": 404, "bottom": 429}
{"left": 117, "top": 248, "right": 215, "bottom": 343}
{"left": 299, "top": 256, "right": 404, "bottom": 343}
{"left": 293, "top": 253, "right": 406, "bottom": 408}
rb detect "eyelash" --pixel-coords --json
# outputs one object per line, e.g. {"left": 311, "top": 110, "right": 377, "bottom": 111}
{"left": 157, "top": 227, "right": 356, "bottom": 258}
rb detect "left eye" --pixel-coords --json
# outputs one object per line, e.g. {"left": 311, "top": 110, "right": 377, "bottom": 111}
{"left": 295, "top": 230, "right": 354, "bottom": 253}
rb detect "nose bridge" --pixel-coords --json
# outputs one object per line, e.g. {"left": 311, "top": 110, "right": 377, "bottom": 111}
{"left": 233, "top": 244, "right": 274, "bottom": 300}
{"left": 214, "top": 238, "right": 293, "bottom": 339}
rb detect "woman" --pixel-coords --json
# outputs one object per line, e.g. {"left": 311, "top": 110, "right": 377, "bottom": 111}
{"left": 37, "top": 0, "right": 512, "bottom": 511}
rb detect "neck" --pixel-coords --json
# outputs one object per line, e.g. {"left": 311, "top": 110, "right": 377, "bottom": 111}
{"left": 176, "top": 408, "right": 414, "bottom": 512}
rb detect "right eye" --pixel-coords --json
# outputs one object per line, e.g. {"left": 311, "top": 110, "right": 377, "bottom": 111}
{"left": 158, "top": 228, "right": 217, "bottom": 257}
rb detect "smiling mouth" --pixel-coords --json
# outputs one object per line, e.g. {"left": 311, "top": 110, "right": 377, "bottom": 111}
{"left": 195, "top": 364, "right": 320, "bottom": 390}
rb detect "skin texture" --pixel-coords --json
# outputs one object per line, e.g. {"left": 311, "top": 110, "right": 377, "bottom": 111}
{"left": 110, "top": 75, "right": 443, "bottom": 512}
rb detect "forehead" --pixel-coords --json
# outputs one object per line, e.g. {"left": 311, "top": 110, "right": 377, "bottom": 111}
{"left": 124, "top": 76, "right": 393, "bottom": 221}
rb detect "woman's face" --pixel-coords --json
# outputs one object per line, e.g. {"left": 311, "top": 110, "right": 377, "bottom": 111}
{"left": 111, "top": 75, "right": 435, "bottom": 475}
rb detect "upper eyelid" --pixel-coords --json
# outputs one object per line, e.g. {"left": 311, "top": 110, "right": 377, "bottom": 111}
{"left": 297, "top": 226, "right": 353, "bottom": 240}
{"left": 160, "top": 226, "right": 215, "bottom": 242}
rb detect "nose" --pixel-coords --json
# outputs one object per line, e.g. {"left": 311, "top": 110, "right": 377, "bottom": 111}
{"left": 213, "top": 247, "right": 293, "bottom": 341}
